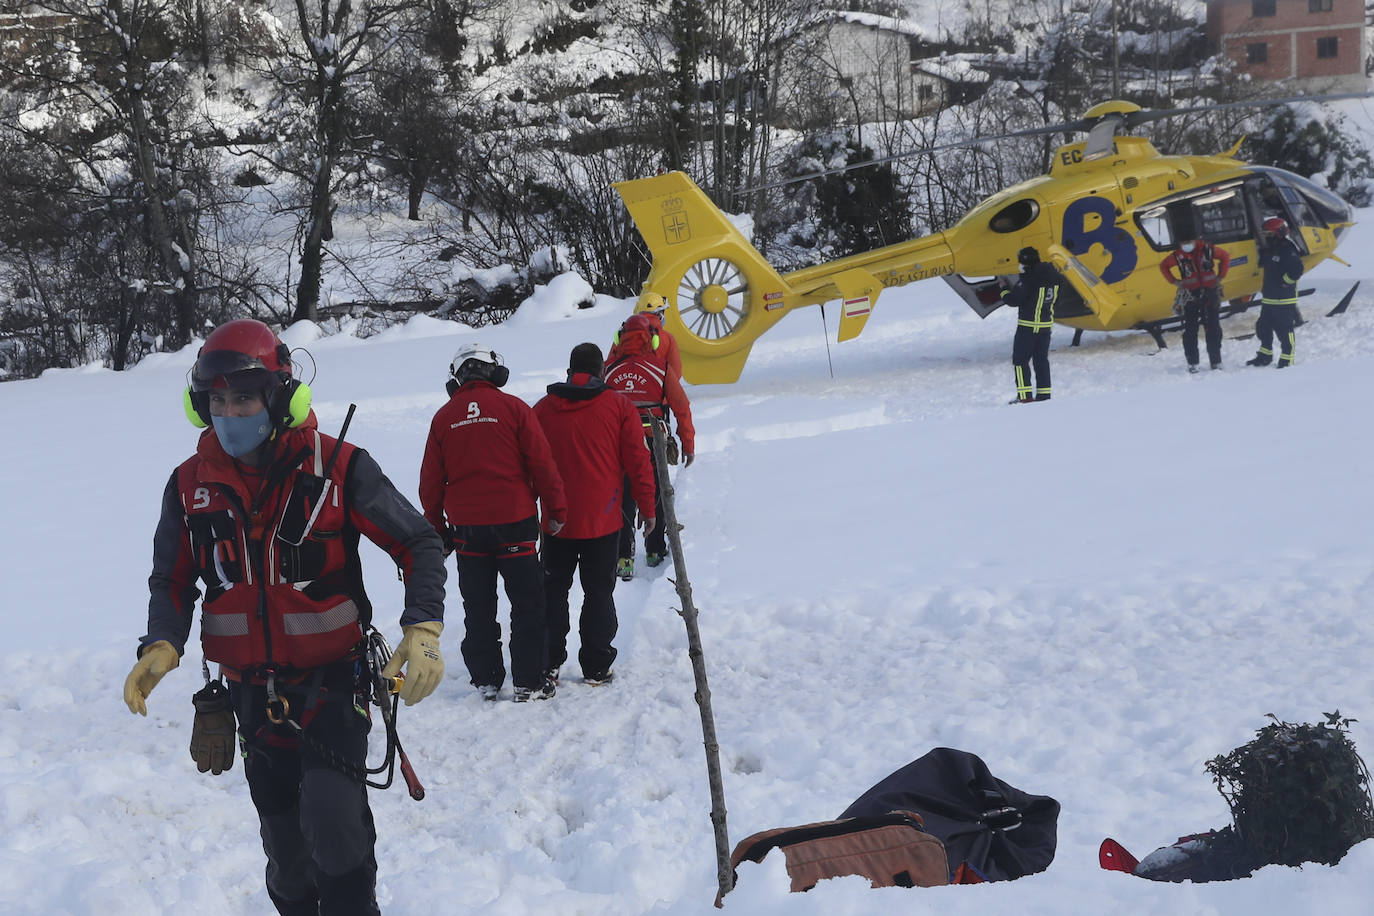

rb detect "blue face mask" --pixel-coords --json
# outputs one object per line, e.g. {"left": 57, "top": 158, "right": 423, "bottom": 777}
{"left": 211, "top": 407, "right": 273, "bottom": 458}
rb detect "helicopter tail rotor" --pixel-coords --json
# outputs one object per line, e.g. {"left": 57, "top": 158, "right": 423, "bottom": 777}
{"left": 615, "top": 171, "right": 802, "bottom": 384}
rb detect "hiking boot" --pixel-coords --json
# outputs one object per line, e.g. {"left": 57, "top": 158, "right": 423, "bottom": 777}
{"left": 1276, "top": 360, "right": 1290, "bottom": 369}
{"left": 1187, "top": 363, "right": 1199, "bottom": 374}
{"left": 544, "top": 666, "right": 560, "bottom": 687}
{"left": 514, "top": 677, "right": 556, "bottom": 702}
{"left": 646, "top": 552, "right": 665, "bottom": 568}
{"left": 617, "top": 557, "right": 634, "bottom": 580}
{"left": 477, "top": 684, "right": 500, "bottom": 702}
{"left": 1211, "top": 361, "right": 1222, "bottom": 371}
{"left": 1245, "top": 355, "right": 1271, "bottom": 367}
{"left": 583, "top": 669, "right": 615, "bottom": 686}
{"left": 1034, "top": 393, "right": 1051, "bottom": 401}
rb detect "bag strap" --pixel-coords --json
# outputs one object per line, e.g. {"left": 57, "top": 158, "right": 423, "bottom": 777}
{"left": 736, "top": 812, "right": 927, "bottom": 865}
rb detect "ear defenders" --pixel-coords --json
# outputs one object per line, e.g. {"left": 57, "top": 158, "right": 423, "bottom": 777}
{"left": 183, "top": 376, "right": 312, "bottom": 430}
{"left": 612, "top": 327, "right": 660, "bottom": 351}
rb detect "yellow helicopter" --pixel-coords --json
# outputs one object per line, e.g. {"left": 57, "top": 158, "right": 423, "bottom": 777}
{"left": 615, "top": 97, "right": 1366, "bottom": 385}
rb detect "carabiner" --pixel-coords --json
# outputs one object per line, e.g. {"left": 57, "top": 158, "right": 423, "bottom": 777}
{"left": 264, "top": 671, "right": 291, "bottom": 725}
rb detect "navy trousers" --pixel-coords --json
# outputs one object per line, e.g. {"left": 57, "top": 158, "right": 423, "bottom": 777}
{"left": 231, "top": 666, "right": 379, "bottom": 916}
{"left": 452, "top": 515, "right": 548, "bottom": 689}
{"left": 543, "top": 530, "right": 620, "bottom": 677}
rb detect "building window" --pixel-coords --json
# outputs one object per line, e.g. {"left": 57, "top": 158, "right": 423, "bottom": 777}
{"left": 1252, "top": 0, "right": 1276, "bottom": 15}
{"left": 1309, "top": 0, "right": 1333, "bottom": 10}
{"left": 1317, "top": 36, "right": 1339, "bottom": 58}
{"left": 1247, "top": 43, "right": 1268, "bottom": 64}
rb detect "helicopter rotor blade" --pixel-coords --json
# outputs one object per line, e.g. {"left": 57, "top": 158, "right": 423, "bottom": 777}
{"left": 739, "top": 91, "right": 1372, "bottom": 197}
{"left": 1121, "top": 91, "right": 1374, "bottom": 130}
{"left": 739, "top": 119, "right": 1092, "bottom": 195}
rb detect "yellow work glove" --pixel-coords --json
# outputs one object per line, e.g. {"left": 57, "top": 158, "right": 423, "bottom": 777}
{"left": 123, "top": 640, "right": 180, "bottom": 716}
{"left": 381, "top": 621, "right": 444, "bottom": 706}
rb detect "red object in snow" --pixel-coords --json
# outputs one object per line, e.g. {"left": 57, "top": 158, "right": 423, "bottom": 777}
{"left": 1099, "top": 838, "right": 1140, "bottom": 873}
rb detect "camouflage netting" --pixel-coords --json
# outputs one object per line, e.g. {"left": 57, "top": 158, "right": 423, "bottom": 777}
{"left": 1205, "top": 712, "right": 1374, "bottom": 868}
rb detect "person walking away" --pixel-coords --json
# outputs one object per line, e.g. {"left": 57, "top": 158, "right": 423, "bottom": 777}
{"left": 419, "top": 343, "right": 567, "bottom": 701}
{"left": 123, "top": 319, "right": 447, "bottom": 916}
{"left": 533, "top": 343, "right": 657, "bottom": 686}
{"left": 1246, "top": 216, "right": 1305, "bottom": 368}
{"left": 1159, "top": 236, "right": 1231, "bottom": 372}
{"left": 1002, "top": 246, "right": 1064, "bottom": 403}
{"left": 603, "top": 313, "right": 696, "bottom": 578}
{"left": 606, "top": 292, "right": 683, "bottom": 382}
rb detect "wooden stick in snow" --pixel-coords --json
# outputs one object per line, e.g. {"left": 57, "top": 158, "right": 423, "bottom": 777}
{"left": 649, "top": 419, "right": 733, "bottom": 901}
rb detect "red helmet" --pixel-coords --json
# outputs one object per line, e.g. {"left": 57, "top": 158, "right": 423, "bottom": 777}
{"left": 190, "top": 319, "right": 292, "bottom": 391}
{"left": 184, "top": 320, "right": 310, "bottom": 430}
{"left": 1262, "top": 216, "right": 1288, "bottom": 237}
{"left": 615, "top": 313, "right": 660, "bottom": 355}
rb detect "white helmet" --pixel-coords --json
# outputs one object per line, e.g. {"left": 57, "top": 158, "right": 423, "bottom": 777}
{"left": 448, "top": 343, "right": 509, "bottom": 388}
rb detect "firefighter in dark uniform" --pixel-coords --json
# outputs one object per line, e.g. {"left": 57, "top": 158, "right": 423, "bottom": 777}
{"left": 1246, "top": 216, "right": 1305, "bottom": 368}
{"left": 1159, "top": 236, "right": 1231, "bottom": 372}
{"left": 1002, "top": 245, "right": 1064, "bottom": 403}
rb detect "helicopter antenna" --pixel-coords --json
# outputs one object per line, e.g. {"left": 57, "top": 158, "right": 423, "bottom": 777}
{"left": 738, "top": 91, "right": 1374, "bottom": 196}
{"left": 818, "top": 304, "right": 835, "bottom": 379}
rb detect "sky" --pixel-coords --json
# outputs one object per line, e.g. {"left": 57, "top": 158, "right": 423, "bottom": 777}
{"left": 5, "top": 105, "right": 1374, "bottom": 915}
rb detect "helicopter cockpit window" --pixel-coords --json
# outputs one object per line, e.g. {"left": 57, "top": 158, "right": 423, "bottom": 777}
{"left": 988, "top": 199, "right": 1040, "bottom": 233}
{"left": 1258, "top": 169, "right": 1353, "bottom": 229}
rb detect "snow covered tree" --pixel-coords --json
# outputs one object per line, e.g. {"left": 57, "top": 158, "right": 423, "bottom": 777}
{"left": 252, "top": 0, "right": 424, "bottom": 323}
{"left": 0, "top": 0, "right": 215, "bottom": 370}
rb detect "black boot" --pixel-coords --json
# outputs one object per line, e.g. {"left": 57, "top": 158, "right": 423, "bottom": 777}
{"left": 1245, "top": 354, "right": 1271, "bottom": 367}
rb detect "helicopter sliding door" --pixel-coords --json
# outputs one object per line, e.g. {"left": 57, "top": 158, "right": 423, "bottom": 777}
{"left": 1135, "top": 183, "right": 1252, "bottom": 251}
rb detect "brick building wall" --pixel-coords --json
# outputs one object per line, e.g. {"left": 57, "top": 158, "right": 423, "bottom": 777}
{"left": 1206, "top": 0, "right": 1366, "bottom": 89}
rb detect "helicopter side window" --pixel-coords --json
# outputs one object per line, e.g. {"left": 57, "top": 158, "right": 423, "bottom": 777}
{"left": 988, "top": 199, "right": 1040, "bottom": 233}
{"left": 1191, "top": 190, "right": 1250, "bottom": 245}
{"left": 1136, "top": 205, "right": 1173, "bottom": 248}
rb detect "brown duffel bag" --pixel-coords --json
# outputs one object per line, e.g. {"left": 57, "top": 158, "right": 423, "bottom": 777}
{"left": 716, "top": 810, "right": 948, "bottom": 905}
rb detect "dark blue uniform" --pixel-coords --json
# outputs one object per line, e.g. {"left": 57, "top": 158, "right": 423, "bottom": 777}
{"left": 1250, "top": 236, "right": 1304, "bottom": 367}
{"left": 1003, "top": 261, "right": 1065, "bottom": 401}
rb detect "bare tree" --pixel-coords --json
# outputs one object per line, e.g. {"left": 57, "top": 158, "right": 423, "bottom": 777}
{"left": 253, "top": 0, "right": 422, "bottom": 323}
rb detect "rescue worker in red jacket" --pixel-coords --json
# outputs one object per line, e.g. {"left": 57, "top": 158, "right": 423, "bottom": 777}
{"left": 123, "top": 319, "right": 446, "bottom": 916}
{"left": 1160, "top": 236, "right": 1231, "bottom": 372}
{"left": 603, "top": 313, "right": 696, "bottom": 577}
{"left": 605, "top": 292, "right": 683, "bottom": 381}
{"left": 419, "top": 343, "right": 567, "bottom": 701}
{"left": 533, "top": 342, "right": 657, "bottom": 685}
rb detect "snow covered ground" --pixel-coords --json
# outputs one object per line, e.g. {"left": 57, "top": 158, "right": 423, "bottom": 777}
{"left": 4, "top": 213, "right": 1374, "bottom": 915}
{"left": 8, "top": 90, "right": 1374, "bottom": 911}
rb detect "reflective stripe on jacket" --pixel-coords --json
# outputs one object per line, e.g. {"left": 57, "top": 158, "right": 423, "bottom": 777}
{"left": 604, "top": 351, "right": 696, "bottom": 455}
{"left": 1159, "top": 242, "right": 1231, "bottom": 290}
{"left": 1002, "top": 262, "right": 1063, "bottom": 330}
{"left": 144, "top": 417, "right": 446, "bottom": 674}
{"left": 1260, "top": 237, "right": 1305, "bottom": 305}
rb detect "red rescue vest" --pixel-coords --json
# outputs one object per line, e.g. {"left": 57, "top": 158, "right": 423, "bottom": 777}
{"left": 176, "top": 427, "right": 366, "bottom": 674}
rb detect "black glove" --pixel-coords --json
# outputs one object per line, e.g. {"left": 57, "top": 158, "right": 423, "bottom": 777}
{"left": 189, "top": 681, "right": 237, "bottom": 775}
